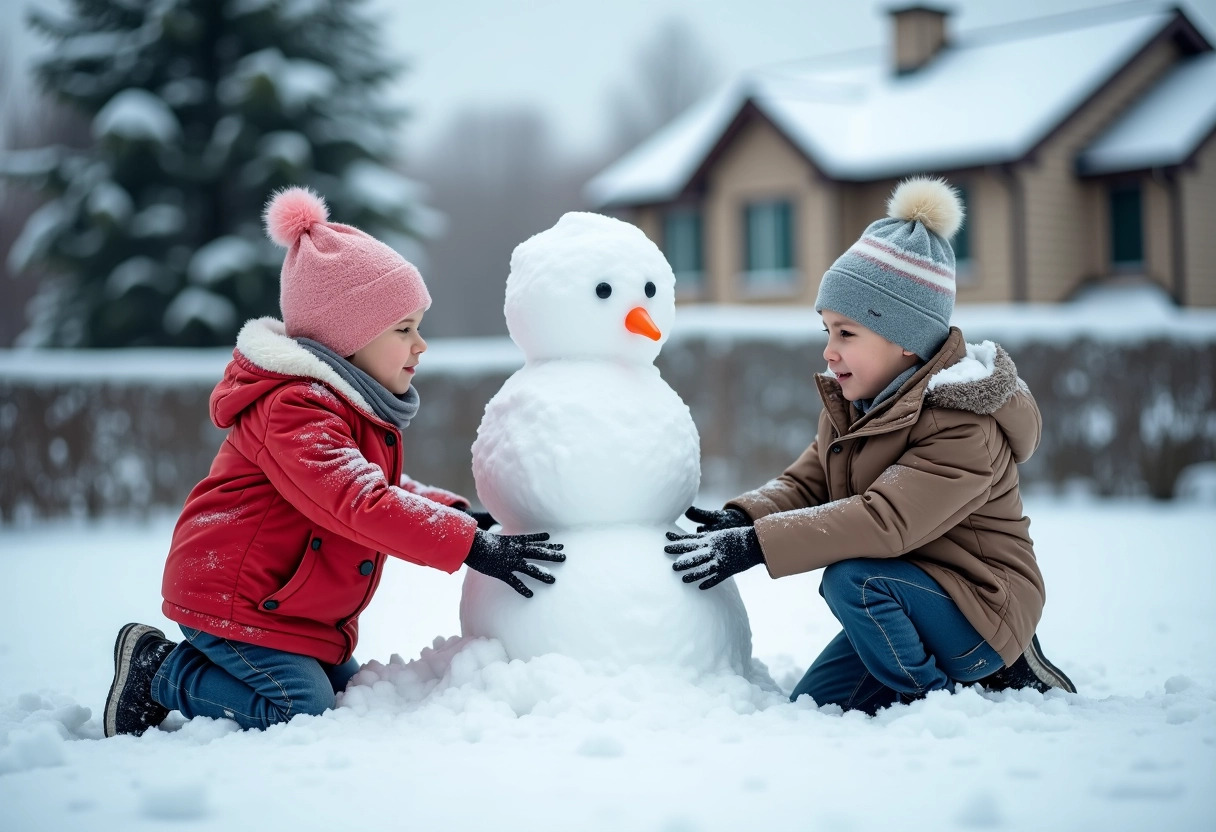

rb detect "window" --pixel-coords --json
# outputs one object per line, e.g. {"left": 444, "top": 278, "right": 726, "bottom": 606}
{"left": 662, "top": 208, "right": 703, "bottom": 291}
{"left": 953, "top": 184, "right": 971, "bottom": 265}
{"left": 743, "top": 200, "right": 796, "bottom": 290}
{"left": 1109, "top": 183, "right": 1143, "bottom": 267}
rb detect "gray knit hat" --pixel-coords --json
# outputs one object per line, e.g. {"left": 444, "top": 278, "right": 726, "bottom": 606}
{"left": 815, "top": 177, "right": 964, "bottom": 360}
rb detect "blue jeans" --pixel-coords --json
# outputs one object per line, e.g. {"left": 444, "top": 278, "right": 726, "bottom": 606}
{"left": 152, "top": 626, "right": 361, "bottom": 730}
{"left": 790, "top": 558, "right": 1002, "bottom": 714}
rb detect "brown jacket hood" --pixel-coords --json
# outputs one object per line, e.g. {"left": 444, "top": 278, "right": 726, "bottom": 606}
{"left": 727, "top": 328, "right": 1045, "bottom": 665}
{"left": 923, "top": 339, "right": 1040, "bottom": 464}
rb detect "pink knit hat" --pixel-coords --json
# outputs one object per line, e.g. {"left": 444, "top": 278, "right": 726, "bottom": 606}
{"left": 264, "top": 187, "right": 431, "bottom": 356}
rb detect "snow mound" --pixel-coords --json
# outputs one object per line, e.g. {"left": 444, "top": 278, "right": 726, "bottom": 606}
{"left": 1175, "top": 462, "right": 1216, "bottom": 504}
{"left": 0, "top": 692, "right": 94, "bottom": 774}
{"left": 338, "top": 636, "right": 785, "bottom": 723}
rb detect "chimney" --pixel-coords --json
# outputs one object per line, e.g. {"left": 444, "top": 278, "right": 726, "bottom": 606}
{"left": 889, "top": 5, "right": 950, "bottom": 75}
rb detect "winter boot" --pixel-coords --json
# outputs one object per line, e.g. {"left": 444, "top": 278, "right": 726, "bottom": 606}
{"left": 977, "top": 634, "right": 1076, "bottom": 694}
{"left": 104, "top": 623, "right": 176, "bottom": 738}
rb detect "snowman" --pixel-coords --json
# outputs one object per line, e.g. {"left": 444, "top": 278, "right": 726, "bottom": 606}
{"left": 459, "top": 212, "right": 757, "bottom": 678}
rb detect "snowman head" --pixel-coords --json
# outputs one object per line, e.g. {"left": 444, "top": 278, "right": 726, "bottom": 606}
{"left": 505, "top": 212, "right": 676, "bottom": 364}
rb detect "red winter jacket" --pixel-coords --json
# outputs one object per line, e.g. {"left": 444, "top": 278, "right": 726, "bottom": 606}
{"left": 162, "top": 318, "right": 478, "bottom": 664}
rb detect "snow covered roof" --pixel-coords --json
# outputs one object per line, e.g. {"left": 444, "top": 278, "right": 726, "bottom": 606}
{"left": 587, "top": 7, "right": 1204, "bottom": 207}
{"left": 1077, "top": 51, "right": 1216, "bottom": 174}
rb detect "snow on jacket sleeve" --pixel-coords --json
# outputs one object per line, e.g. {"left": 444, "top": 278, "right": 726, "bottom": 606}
{"left": 256, "top": 388, "right": 476, "bottom": 573}
{"left": 398, "top": 474, "right": 471, "bottom": 510}
{"left": 755, "top": 417, "right": 995, "bottom": 579}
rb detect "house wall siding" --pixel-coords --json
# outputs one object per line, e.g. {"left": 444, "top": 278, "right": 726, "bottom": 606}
{"left": 958, "top": 172, "right": 1015, "bottom": 302}
{"left": 632, "top": 206, "right": 661, "bottom": 249}
{"left": 1019, "top": 35, "right": 1182, "bottom": 301}
{"left": 703, "top": 118, "right": 826, "bottom": 303}
{"left": 801, "top": 181, "right": 839, "bottom": 302}
{"left": 1084, "top": 179, "right": 1108, "bottom": 280}
{"left": 1143, "top": 174, "right": 1176, "bottom": 294}
{"left": 839, "top": 181, "right": 886, "bottom": 247}
{"left": 1181, "top": 134, "right": 1216, "bottom": 306}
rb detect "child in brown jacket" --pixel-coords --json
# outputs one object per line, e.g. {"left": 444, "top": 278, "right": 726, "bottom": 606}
{"left": 665, "top": 177, "right": 1075, "bottom": 714}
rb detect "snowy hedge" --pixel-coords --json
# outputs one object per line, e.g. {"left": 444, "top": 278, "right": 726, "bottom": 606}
{"left": 2, "top": 319, "right": 1214, "bottom": 523}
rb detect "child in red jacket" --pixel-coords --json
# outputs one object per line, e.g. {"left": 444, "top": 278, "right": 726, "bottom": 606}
{"left": 105, "top": 187, "right": 563, "bottom": 736}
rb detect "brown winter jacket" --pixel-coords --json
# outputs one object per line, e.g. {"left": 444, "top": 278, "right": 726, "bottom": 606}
{"left": 726, "top": 327, "right": 1044, "bottom": 666}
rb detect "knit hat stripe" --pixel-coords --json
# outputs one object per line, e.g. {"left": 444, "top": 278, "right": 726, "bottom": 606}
{"left": 861, "top": 235, "right": 953, "bottom": 278}
{"left": 853, "top": 239, "right": 954, "bottom": 295}
{"left": 852, "top": 252, "right": 955, "bottom": 299}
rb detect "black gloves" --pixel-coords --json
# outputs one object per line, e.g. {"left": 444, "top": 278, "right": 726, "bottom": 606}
{"left": 683, "top": 505, "right": 752, "bottom": 533}
{"left": 664, "top": 526, "right": 765, "bottom": 591}
{"left": 461, "top": 507, "right": 498, "bottom": 531}
{"left": 464, "top": 530, "right": 565, "bottom": 598}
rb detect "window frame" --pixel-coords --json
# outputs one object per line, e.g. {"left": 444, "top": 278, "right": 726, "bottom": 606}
{"left": 740, "top": 198, "right": 798, "bottom": 297}
{"left": 661, "top": 205, "right": 706, "bottom": 297}
{"left": 952, "top": 182, "right": 975, "bottom": 287}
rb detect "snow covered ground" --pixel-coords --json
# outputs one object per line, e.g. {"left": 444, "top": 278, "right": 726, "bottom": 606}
{"left": 1, "top": 494, "right": 1213, "bottom": 831}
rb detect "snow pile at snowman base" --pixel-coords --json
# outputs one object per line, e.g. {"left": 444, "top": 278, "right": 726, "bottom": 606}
{"left": 338, "top": 635, "right": 780, "bottom": 723}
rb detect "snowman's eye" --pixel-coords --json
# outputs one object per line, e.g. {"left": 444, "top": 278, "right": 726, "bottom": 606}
{"left": 595, "top": 282, "right": 612, "bottom": 299}
{"left": 644, "top": 282, "right": 656, "bottom": 298}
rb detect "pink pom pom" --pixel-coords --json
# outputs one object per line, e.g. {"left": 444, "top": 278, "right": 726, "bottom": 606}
{"left": 264, "top": 187, "right": 329, "bottom": 247}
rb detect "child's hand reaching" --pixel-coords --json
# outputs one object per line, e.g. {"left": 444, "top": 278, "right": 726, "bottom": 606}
{"left": 683, "top": 505, "right": 752, "bottom": 533}
{"left": 664, "top": 527, "right": 765, "bottom": 590}
{"left": 465, "top": 530, "right": 565, "bottom": 598}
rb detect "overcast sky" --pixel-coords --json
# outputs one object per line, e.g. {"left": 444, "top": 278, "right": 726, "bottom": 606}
{"left": 369, "top": 0, "right": 1216, "bottom": 157}
{"left": 4, "top": 0, "right": 1215, "bottom": 158}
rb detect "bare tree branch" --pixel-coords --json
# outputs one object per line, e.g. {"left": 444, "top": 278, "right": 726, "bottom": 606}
{"left": 606, "top": 17, "right": 722, "bottom": 156}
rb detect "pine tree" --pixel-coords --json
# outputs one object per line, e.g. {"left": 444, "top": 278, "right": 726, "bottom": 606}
{"left": 3, "top": 0, "right": 434, "bottom": 347}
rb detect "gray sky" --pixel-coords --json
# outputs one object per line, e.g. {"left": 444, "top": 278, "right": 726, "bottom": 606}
{"left": 5, "top": 0, "right": 1216, "bottom": 158}
{"left": 370, "top": 0, "right": 1216, "bottom": 157}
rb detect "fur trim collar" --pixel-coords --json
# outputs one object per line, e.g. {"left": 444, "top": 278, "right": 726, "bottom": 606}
{"left": 235, "top": 317, "right": 375, "bottom": 416}
{"left": 925, "top": 340, "right": 1021, "bottom": 416}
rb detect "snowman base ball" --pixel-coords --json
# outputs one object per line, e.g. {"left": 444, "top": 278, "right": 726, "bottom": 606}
{"left": 460, "top": 526, "right": 755, "bottom": 677}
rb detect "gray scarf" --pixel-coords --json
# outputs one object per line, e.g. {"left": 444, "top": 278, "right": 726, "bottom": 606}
{"left": 855, "top": 362, "right": 923, "bottom": 416}
{"left": 296, "top": 338, "right": 420, "bottom": 431}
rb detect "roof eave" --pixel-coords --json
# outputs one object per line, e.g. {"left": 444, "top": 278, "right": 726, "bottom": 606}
{"left": 673, "top": 98, "right": 825, "bottom": 197}
{"left": 1077, "top": 118, "right": 1216, "bottom": 177}
{"left": 1015, "top": 8, "right": 1212, "bottom": 167}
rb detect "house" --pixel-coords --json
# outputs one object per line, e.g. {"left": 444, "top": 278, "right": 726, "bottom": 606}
{"left": 586, "top": 4, "right": 1216, "bottom": 307}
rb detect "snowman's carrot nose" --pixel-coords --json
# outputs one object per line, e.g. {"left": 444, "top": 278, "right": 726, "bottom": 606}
{"left": 625, "top": 307, "right": 661, "bottom": 341}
